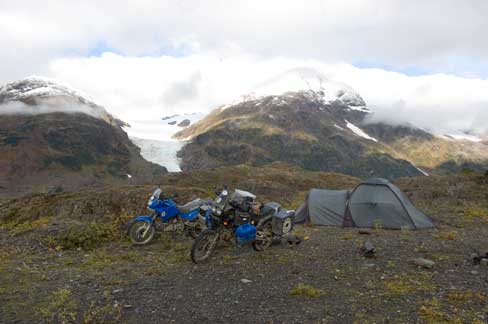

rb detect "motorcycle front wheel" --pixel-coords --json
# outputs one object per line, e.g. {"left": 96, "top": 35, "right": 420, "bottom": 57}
{"left": 128, "top": 221, "right": 155, "bottom": 246}
{"left": 191, "top": 229, "right": 219, "bottom": 263}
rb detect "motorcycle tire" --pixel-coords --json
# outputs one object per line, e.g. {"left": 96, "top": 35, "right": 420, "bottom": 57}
{"left": 191, "top": 229, "right": 219, "bottom": 264}
{"left": 188, "top": 221, "right": 204, "bottom": 239}
{"left": 252, "top": 221, "right": 273, "bottom": 252}
{"left": 128, "top": 221, "right": 155, "bottom": 246}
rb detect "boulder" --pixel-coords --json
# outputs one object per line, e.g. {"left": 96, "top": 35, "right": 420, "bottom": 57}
{"left": 412, "top": 258, "right": 435, "bottom": 269}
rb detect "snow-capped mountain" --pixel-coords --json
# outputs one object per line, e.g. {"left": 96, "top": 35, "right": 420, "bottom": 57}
{"left": 0, "top": 77, "right": 166, "bottom": 198}
{"left": 175, "top": 73, "right": 488, "bottom": 178}
{"left": 222, "top": 68, "right": 368, "bottom": 112}
{"left": 0, "top": 76, "right": 121, "bottom": 126}
{"left": 0, "top": 76, "right": 95, "bottom": 104}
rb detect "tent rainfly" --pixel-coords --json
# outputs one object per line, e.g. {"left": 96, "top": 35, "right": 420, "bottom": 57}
{"left": 295, "top": 178, "right": 433, "bottom": 229}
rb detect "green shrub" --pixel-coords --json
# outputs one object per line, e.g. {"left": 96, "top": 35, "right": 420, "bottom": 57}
{"left": 38, "top": 288, "right": 77, "bottom": 323}
{"left": 43, "top": 222, "right": 118, "bottom": 251}
{"left": 461, "top": 167, "right": 475, "bottom": 174}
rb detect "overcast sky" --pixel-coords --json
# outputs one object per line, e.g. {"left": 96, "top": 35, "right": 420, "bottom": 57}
{"left": 1, "top": 0, "right": 488, "bottom": 136}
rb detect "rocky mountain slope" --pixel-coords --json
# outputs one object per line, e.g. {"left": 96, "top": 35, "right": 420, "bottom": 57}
{"left": 0, "top": 77, "right": 166, "bottom": 198}
{"left": 175, "top": 72, "right": 488, "bottom": 178}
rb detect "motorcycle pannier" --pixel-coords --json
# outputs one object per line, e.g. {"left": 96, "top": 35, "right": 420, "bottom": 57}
{"left": 272, "top": 209, "right": 295, "bottom": 235}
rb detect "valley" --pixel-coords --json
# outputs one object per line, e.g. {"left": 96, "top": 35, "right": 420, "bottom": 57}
{"left": 0, "top": 75, "right": 487, "bottom": 323}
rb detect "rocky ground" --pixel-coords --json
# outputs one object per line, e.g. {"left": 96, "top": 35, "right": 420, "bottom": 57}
{"left": 1, "top": 167, "right": 487, "bottom": 323}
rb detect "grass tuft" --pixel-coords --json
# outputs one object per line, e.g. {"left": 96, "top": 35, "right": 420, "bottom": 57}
{"left": 290, "top": 283, "right": 323, "bottom": 298}
{"left": 434, "top": 230, "right": 458, "bottom": 241}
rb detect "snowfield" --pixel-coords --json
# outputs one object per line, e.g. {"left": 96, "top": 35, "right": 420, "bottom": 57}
{"left": 130, "top": 137, "right": 185, "bottom": 172}
{"left": 123, "top": 114, "right": 206, "bottom": 172}
{"left": 345, "top": 120, "right": 378, "bottom": 142}
{"left": 446, "top": 134, "right": 483, "bottom": 142}
{"left": 415, "top": 167, "right": 429, "bottom": 176}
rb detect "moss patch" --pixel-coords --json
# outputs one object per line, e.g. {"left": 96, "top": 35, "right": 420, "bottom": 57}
{"left": 384, "top": 272, "right": 435, "bottom": 295}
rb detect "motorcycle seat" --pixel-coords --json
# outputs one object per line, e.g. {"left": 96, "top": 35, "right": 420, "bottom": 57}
{"left": 177, "top": 199, "right": 204, "bottom": 214}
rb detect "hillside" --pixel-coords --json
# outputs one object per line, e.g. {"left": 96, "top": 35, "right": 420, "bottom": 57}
{"left": 0, "top": 78, "right": 166, "bottom": 198}
{"left": 176, "top": 92, "right": 424, "bottom": 178}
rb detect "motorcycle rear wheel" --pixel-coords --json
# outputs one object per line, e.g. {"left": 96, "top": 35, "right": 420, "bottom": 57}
{"left": 128, "top": 221, "right": 155, "bottom": 246}
{"left": 252, "top": 221, "right": 273, "bottom": 252}
{"left": 188, "top": 221, "right": 204, "bottom": 239}
{"left": 191, "top": 229, "right": 219, "bottom": 263}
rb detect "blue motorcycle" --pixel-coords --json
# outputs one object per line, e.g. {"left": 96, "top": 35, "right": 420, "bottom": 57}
{"left": 128, "top": 188, "right": 207, "bottom": 245}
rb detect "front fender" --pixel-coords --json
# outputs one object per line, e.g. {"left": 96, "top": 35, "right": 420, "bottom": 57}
{"left": 127, "top": 216, "right": 154, "bottom": 234}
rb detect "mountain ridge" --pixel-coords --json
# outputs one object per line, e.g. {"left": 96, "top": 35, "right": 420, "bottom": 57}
{"left": 175, "top": 86, "right": 488, "bottom": 178}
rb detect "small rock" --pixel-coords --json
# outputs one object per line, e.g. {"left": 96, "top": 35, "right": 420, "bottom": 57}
{"left": 358, "top": 229, "right": 372, "bottom": 235}
{"left": 241, "top": 279, "right": 252, "bottom": 284}
{"left": 362, "top": 240, "right": 376, "bottom": 258}
{"left": 123, "top": 304, "right": 133, "bottom": 309}
{"left": 413, "top": 258, "right": 435, "bottom": 269}
{"left": 481, "top": 258, "right": 488, "bottom": 266}
{"left": 472, "top": 252, "right": 488, "bottom": 265}
{"left": 471, "top": 271, "right": 479, "bottom": 275}
{"left": 177, "top": 119, "right": 191, "bottom": 127}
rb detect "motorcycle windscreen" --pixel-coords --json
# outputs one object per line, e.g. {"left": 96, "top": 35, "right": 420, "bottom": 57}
{"left": 152, "top": 188, "right": 162, "bottom": 200}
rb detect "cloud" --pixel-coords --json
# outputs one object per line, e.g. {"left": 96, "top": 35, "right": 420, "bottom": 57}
{"left": 0, "top": 99, "right": 107, "bottom": 120}
{"left": 323, "top": 66, "right": 488, "bottom": 135}
{"left": 162, "top": 72, "right": 202, "bottom": 107}
{"left": 2, "top": 0, "right": 488, "bottom": 82}
{"left": 40, "top": 52, "right": 488, "bottom": 138}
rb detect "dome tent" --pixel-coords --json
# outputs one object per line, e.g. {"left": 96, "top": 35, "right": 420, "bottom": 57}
{"left": 295, "top": 178, "right": 433, "bottom": 229}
